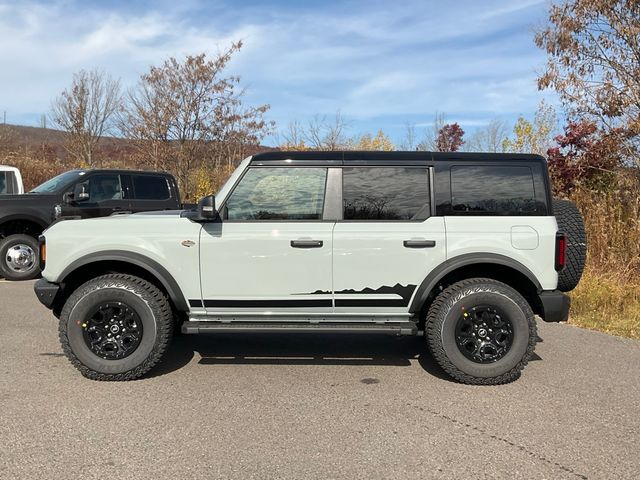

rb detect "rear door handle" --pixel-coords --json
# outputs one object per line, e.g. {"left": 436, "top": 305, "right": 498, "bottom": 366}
{"left": 291, "top": 239, "right": 323, "bottom": 248}
{"left": 403, "top": 239, "right": 436, "bottom": 248}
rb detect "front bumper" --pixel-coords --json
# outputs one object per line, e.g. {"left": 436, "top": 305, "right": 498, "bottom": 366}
{"left": 34, "top": 278, "right": 60, "bottom": 310}
{"left": 539, "top": 290, "right": 571, "bottom": 322}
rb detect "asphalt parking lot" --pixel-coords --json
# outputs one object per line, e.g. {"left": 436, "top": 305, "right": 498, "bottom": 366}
{"left": 1, "top": 279, "right": 639, "bottom": 479}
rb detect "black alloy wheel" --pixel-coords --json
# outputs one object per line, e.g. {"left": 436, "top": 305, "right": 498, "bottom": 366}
{"left": 454, "top": 305, "right": 514, "bottom": 363}
{"left": 82, "top": 302, "right": 143, "bottom": 360}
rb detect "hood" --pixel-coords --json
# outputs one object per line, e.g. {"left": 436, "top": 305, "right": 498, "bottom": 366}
{"left": 0, "top": 193, "right": 58, "bottom": 203}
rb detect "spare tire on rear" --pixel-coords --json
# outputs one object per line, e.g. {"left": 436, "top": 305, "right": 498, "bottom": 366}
{"left": 553, "top": 199, "right": 587, "bottom": 292}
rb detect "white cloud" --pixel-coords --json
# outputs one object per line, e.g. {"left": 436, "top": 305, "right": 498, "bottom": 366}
{"left": 0, "top": 0, "right": 558, "bottom": 143}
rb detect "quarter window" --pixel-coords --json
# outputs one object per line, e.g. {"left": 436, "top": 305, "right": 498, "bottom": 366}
{"left": 342, "top": 167, "right": 430, "bottom": 221}
{"left": 451, "top": 166, "right": 537, "bottom": 215}
{"left": 226, "top": 167, "right": 327, "bottom": 220}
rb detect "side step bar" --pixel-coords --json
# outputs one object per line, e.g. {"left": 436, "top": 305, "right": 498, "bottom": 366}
{"left": 181, "top": 321, "right": 419, "bottom": 336}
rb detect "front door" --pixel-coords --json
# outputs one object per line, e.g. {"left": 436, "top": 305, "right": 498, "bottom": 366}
{"left": 66, "top": 173, "right": 131, "bottom": 218}
{"left": 332, "top": 166, "right": 446, "bottom": 315}
{"left": 199, "top": 166, "right": 334, "bottom": 315}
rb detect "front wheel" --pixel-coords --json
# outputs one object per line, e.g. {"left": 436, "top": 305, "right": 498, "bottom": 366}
{"left": 0, "top": 234, "right": 41, "bottom": 281}
{"left": 59, "top": 274, "right": 173, "bottom": 381}
{"left": 426, "top": 278, "right": 537, "bottom": 385}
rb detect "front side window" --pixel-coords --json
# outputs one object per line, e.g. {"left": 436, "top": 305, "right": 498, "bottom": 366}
{"left": 451, "top": 165, "right": 537, "bottom": 215}
{"left": 226, "top": 167, "right": 327, "bottom": 220}
{"left": 84, "top": 174, "right": 123, "bottom": 202}
{"left": 132, "top": 175, "right": 170, "bottom": 200}
{"left": 343, "top": 167, "right": 430, "bottom": 221}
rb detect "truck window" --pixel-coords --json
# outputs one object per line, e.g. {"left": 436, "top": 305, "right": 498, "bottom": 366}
{"left": 450, "top": 165, "right": 537, "bottom": 215}
{"left": 226, "top": 167, "right": 327, "bottom": 220}
{"left": 0, "top": 172, "right": 10, "bottom": 194}
{"left": 80, "top": 175, "right": 123, "bottom": 202}
{"left": 342, "top": 167, "right": 430, "bottom": 221}
{"left": 131, "top": 175, "right": 170, "bottom": 200}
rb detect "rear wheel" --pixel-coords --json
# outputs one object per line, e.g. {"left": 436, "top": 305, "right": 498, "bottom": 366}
{"left": 59, "top": 274, "right": 173, "bottom": 381}
{"left": 426, "top": 278, "right": 537, "bottom": 385}
{"left": 0, "top": 234, "right": 40, "bottom": 281}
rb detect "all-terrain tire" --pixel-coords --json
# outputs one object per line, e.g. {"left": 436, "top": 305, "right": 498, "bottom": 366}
{"left": 553, "top": 199, "right": 587, "bottom": 292}
{"left": 426, "top": 278, "right": 537, "bottom": 385}
{"left": 0, "top": 234, "right": 41, "bottom": 281}
{"left": 59, "top": 274, "right": 173, "bottom": 381}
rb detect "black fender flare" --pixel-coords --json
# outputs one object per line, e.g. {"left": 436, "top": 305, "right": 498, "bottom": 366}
{"left": 409, "top": 253, "right": 542, "bottom": 313}
{"left": 59, "top": 250, "right": 189, "bottom": 312}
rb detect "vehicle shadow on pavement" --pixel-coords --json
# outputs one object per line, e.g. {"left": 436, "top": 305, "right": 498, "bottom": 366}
{"left": 148, "top": 332, "right": 543, "bottom": 381}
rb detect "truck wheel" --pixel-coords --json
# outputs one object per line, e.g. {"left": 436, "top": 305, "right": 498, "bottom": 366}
{"left": 553, "top": 199, "right": 587, "bottom": 292}
{"left": 59, "top": 274, "right": 173, "bottom": 381}
{"left": 0, "top": 234, "right": 40, "bottom": 281}
{"left": 426, "top": 278, "right": 537, "bottom": 385}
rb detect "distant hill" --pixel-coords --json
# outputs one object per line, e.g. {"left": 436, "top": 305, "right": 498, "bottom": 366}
{"left": 0, "top": 123, "right": 275, "bottom": 162}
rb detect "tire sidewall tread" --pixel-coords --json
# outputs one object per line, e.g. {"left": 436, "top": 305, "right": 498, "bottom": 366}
{"left": 426, "top": 278, "right": 537, "bottom": 385}
{"left": 59, "top": 273, "right": 173, "bottom": 381}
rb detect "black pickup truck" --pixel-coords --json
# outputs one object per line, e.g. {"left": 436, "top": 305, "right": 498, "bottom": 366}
{"left": 0, "top": 169, "right": 185, "bottom": 281}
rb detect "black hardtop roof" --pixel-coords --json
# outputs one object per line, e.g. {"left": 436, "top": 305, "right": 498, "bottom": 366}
{"left": 70, "top": 168, "right": 173, "bottom": 175}
{"left": 250, "top": 150, "right": 546, "bottom": 164}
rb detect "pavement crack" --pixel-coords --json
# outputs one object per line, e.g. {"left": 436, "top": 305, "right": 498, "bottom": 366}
{"left": 409, "top": 403, "right": 588, "bottom": 479}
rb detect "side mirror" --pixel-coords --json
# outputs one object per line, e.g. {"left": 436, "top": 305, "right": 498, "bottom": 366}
{"left": 73, "top": 183, "right": 90, "bottom": 202}
{"left": 198, "top": 195, "right": 219, "bottom": 221}
{"left": 62, "top": 191, "right": 74, "bottom": 204}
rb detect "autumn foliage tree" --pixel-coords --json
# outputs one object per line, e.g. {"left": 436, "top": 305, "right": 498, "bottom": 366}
{"left": 436, "top": 123, "right": 464, "bottom": 152}
{"left": 120, "top": 42, "right": 273, "bottom": 200}
{"left": 547, "top": 120, "right": 622, "bottom": 195}
{"left": 535, "top": 0, "right": 640, "bottom": 162}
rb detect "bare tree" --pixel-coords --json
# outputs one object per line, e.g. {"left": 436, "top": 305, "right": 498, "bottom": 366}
{"left": 120, "top": 43, "right": 273, "bottom": 199}
{"left": 51, "top": 69, "right": 121, "bottom": 166}
{"left": 466, "top": 119, "right": 509, "bottom": 152}
{"left": 417, "top": 112, "right": 446, "bottom": 151}
{"left": 305, "top": 112, "right": 350, "bottom": 150}
{"left": 399, "top": 122, "right": 417, "bottom": 151}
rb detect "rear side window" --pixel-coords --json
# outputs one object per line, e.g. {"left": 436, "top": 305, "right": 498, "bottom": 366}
{"left": 342, "top": 167, "right": 430, "bottom": 221}
{"left": 451, "top": 165, "right": 537, "bottom": 215}
{"left": 132, "top": 175, "right": 170, "bottom": 200}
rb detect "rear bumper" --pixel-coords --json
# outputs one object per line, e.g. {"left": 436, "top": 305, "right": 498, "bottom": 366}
{"left": 539, "top": 290, "right": 571, "bottom": 322}
{"left": 34, "top": 278, "right": 60, "bottom": 310}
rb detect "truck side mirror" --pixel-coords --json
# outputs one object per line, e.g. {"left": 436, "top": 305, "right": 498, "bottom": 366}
{"left": 198, "top": 195, "right": 218, "bottom": 221}
{"left": 73, "top": 183, "right": 90, "bottom": 202}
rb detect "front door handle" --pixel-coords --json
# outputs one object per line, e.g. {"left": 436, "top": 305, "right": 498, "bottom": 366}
{"left": 291, "top": 239, "right": 323, "bottom": 248}
{"left": 403, "top": 239, "right": 436, "bottom": 248}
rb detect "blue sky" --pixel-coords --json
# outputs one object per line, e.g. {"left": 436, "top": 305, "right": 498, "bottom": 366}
{"left": 0, "top": 0, "right": 558, "bottom": 145}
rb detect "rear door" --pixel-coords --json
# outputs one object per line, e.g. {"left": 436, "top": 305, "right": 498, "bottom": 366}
{"left": 332, "top": 164, "right": 446, "bottom": 315}
{"left": 129, "top": 174, "right": 174, "bottom": 213}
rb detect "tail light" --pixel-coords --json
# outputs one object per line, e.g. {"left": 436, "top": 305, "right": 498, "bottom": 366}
{"left": 555, "top": 233, "right": 566, "bottom": 271}
{"left": 38, "top": 235, "right": 46, "bottom": 271}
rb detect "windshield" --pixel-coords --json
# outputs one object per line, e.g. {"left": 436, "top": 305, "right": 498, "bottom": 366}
{"left": 30, "top": 170, "right": 85, "bottom": 194}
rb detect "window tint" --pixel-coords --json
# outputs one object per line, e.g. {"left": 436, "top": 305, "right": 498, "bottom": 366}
{"left": 343, "top": 167, "right": 430, "bottom": 221}
{"left": 226, "top": 167, "right": 327, "bottom": 220}
{"left": 85, "top": 175, "right": 123, "bottom": 202}
{"left": 451, "top": 166, "right": 537, "bottom": 215}
{"left": 132, "top": 175, "right": 170, "bottom": 200}
{"left": 0, "top": 172, "right": 10, "bottom": 194}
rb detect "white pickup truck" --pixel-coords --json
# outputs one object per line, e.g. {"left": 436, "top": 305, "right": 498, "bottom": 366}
{"left": 0, "top": 165, "right": 24, "bottom": 194}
